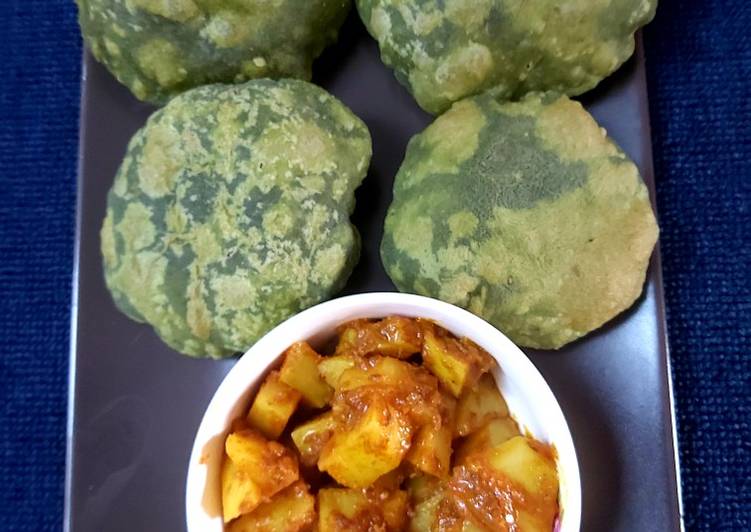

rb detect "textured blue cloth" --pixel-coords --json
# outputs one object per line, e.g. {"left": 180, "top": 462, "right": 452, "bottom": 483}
{"left": 0, "top": 2, "right": 81, "bottom": 531}
{"left": 0, "top": 0, "right": 748, "bottom": 530}
{"left": 643, "top": 1, "right": 751, "bottom": 528}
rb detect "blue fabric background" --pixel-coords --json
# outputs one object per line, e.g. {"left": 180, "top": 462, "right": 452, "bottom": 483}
{"left": 0, "top": 0, "right": 748, "bottom": 530}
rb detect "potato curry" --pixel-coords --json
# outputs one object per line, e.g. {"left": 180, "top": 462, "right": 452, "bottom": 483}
{"left": 220, "top": 317, "right": 560, "bottom": 531}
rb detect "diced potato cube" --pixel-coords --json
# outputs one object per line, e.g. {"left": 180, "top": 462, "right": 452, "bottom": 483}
{"left": 420, "top": 321, "right": 495, "bottom": 397}
{"left": 225, "top": 429, "right": 299, "bottom": 500}
{"left": 408, "top": 488, "right": 488, "bottom": 532}
{"left": 318, "top": 488, "right": 408, "bottom": 531}
{"left": 406, "top": 393, "right": 456, "bottom": 478}
{"left": 318, "top": 397, "right": 411, "bottom": 488}
{"left": 318, "top": 355, "right": 356, "bottom": 388}
{"left": 407, "top": 474, "right": 442, "bottom": 505}
{"left": 221, "top": 457, "right": 263, "bottom": 523}
{"left": 377, "top": 316, "right": 423, "bottom": 357}
{"left": 317, "top": 488, "right": 365, "bottom": 531}
{"left": 227, "top": 481, "right": 316, "bottom": 532}
{"left": 406, "top": 422, "right": 453, "bottom": 478}
{"left": 336, "top": 316, "right": 422, "bottom": 359}
{"left": 334, "top": 366, "right": 370, "bottom": 391}
{"left": 408, "top": 492, "right": 442, "bottom": 532}
{"left": 454, "top": 373, "right": 509, "bottom": 437}
{"left": 336, "top": 355, "right": 428, "bottom": 394}
{"left": 454, "top": 417, "right": 520, "bottom": 465}
{"left": 515, "top": 511, "right": 554, "bottom": 532}
{"left": 335, "top": 356, "right": 442, "bottom": 430}
{"left": 246, "top": 371, "right": 301, "bottom": 439}
{"left": 484, "top": 436, "right": 558, "bottom": 500}
{"left": 380, "top": 489, "right": 409, "bottom": 530}
{"left": 280, "top": 342, "right": 332, "bottom": 408}
{"left": 466, "top": 435, "right": 559, "bottom": 531}
{"left": 290, "top": 412, "right": 336, "bottom": 467}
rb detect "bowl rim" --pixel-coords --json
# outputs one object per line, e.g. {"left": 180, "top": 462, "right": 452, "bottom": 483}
{"left": 185, "top": 292, "right": 582, "bottom": 531}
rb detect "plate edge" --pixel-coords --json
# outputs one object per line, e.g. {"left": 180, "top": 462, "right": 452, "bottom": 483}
{"left": 63, "top": 51, "right": 90, "bottom": 532}
{"left": 636, "top": 32, "right": 685, "bottom": 531}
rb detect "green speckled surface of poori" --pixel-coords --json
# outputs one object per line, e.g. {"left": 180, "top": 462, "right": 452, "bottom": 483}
{"left": 101, "top": 79, "right": 371, "bottom": 357}
{"left": 381, "top": 92, "right": 658, "bottom": 349}
{"left": 76, "top": 0, "right": 351, "bottom": 103}
{"left": 357, "top": 0, "right": 658, "bottom": 113}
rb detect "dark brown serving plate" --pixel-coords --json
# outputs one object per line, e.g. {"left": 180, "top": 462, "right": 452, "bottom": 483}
{"left": 65, "top": 16, "right": 682, "bottom": 532}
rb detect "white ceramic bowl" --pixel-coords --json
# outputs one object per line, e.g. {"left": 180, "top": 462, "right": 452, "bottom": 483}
{"left": 185, "top": 292, "right": 581, "bottom": 531}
